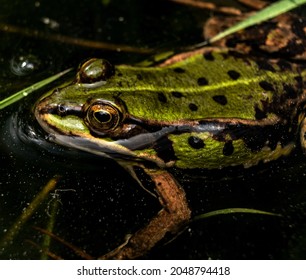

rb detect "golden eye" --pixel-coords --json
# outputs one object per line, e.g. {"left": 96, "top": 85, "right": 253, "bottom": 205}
{"left": 77, "top": 58, "right": 114, "bottom": 84}
{"left": 84, "top": 99, "right": 123, "bottom": 135}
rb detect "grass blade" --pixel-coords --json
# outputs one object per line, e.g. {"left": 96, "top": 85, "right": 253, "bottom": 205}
{"left": 0, "top": 68, "right": 72, "bottom": 109}
{"left": 193, "top": 0, "right": 306, "bottom": 47}
{"left": 193, "top": 208, "right": 281, "bottom": 221}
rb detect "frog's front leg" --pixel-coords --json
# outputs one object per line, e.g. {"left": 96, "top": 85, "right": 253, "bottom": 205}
{"left": 100, "top": 169, "right": 191, "bottom": 260}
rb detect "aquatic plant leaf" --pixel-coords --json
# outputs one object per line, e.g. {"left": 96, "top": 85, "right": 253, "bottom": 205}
{"left": 193, "top": 208, "right": 280, "bottom": 221}
{"left": 193, "top": 0, "right": 306, "bottom": 47}
{"left": 0, "top": 68, "right": 72, "bottom": 109}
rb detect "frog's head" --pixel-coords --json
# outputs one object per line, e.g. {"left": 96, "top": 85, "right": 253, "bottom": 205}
{"left": 35, "top": 94, "right": 127, "bottom": 138}
{"left": 34, "top": 58, "right": 143, "bottom": 160}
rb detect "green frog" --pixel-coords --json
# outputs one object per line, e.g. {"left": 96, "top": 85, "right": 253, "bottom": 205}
{"left": 34, "top": 5, "right": 306, "bottom": 259}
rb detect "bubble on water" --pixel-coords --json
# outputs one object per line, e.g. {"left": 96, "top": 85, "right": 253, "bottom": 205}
{"left": 10, "top": 54, "right": 42, "bottom": 76}
{"left": 41, "top": 17, "right": 60, "bottom": 30}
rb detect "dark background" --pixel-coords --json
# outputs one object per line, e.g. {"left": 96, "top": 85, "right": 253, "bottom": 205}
{"left": 0, "top": 0, "right": 306, "bottom": 259}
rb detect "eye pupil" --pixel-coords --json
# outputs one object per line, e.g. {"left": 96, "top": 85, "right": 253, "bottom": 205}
{"left": 94, "top": 110, "right": 111, "bottom": 123}
{"left": 57, "top": 104, "right": 67, "bottom": 116}
{"left": 84, "top": 99, "right": 125, "bottom": 136}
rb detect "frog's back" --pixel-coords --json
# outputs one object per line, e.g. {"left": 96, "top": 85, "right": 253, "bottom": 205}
{"left": 108, "top": 50, "right": 305, "bottom": 123}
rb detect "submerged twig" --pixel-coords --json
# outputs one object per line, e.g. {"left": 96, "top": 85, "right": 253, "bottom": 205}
{"left": 0, "top": 23, "right": 154, "bottom": 54}
{"left": 168, "top": 0, "right": 243, "bottom": 15}
{"left": 26, "top": 239, "right": 63, "bottom": 260}
{"left": 33, "top": 226, "right": 94, "bottom": 260}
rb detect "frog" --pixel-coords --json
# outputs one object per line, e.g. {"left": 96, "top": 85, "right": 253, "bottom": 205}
{"left": 34, "top": 3, "right": 306, "bottom": 259}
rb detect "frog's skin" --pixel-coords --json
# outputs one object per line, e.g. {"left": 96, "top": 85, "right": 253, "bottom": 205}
{"left": 34, "top": 10, "right": 306, "bottom": 258}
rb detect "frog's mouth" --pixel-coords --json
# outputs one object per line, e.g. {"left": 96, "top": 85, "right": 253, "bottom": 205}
{"left": 35, "top": 101, "right": 137, "bottom": 160}
{"left": 34, "top": 96, "right": 169, "bottom": 167}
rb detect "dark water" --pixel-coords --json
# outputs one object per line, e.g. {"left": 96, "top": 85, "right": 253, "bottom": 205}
{"left": 0, "top": 0, "right": 306, "bottom": 259}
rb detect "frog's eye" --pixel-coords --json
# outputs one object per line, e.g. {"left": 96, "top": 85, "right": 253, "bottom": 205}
{"left": 84, "top": 99, "right": 123, "bottom": 134}
{"left": 77, "top": 58, "right": 114, "bottom": 84}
